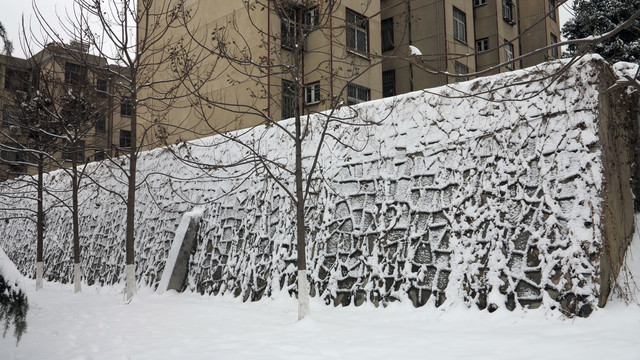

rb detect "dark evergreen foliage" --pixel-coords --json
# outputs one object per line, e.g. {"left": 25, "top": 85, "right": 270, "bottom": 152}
{"left": 562, "top": 0, "right": 640, "bottom": 63}
{"left": 0, "top": 21, "right": 13, "bottom": 55}
{"left": 0, "top": 272, "right": 28, "bottom": 343}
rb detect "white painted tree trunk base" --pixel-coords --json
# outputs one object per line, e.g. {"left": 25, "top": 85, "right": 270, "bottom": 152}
{"left": 36, "top": 262, "right": 43, "bottom": 291}
{"left": 125, "top": 264, "right": 136, "bottom": 301}
{"left": 73, "top": 263, "right": 81, "bottom": 293}
{"left": 298, "top": 270, "right": 310, "bottom": 320}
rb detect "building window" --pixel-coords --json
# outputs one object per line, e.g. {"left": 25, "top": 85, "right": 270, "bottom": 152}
{"left": 548, "top": 0, "right": 557, "bottom": 21}
{"left": 305, "top": 7, "right": 319, "bottom": 27}
{"left": 120, "top": 130, "right": 132, "bottom": 148}
{"left": 474, "top": 0, "right": 487, "bottom": 6}
{"left": 282, "top": 80, "right": 296, "bottom": 119}
{"left": 281, "top": 8, "right": 298, "bottom": 50}
{"left": 453, "top": 7, "right": 467, "bottom": 43}
{"left": 347, "top": 83, "right": 370, "bottom": 105}
{"left": 346, "top": 9, "right": 368, "bottom": 53}
{"left": 455, "top": 62, "right": 469, "bottom": 82}
{"left": 503, "top": 0, "right": 515, "bottom": 24}
{"left": 121, "top": 99, "right": 133, "bottom": 117}
{"left": 2, "top": 106, "right": 20, "bottom": 127}
{"left": 62, "top": 141, "right": 85, "bottom": 162}
{"left": 64, "top": 62, "right": 87, "bottom": 85}
{"left": 476, "top": 38, "right": 489, "bottom": 52}
{"left": 96, "top": 78, "right": 108, "bottom": 94}
{"left": 381, "top": 17, "right": 394, "bottom": 52}
{"left": 305, "top": 82, "right": 320, "bottom": 105}
{"left": 1, "top": 142, "right": 21, "bottom": 163}
{"left": 504, "top": 42, "right": 515, "bottom": 70}
{"left": 94, "top": 150, "right": 106, "bottom": 161}
{"left": 382, "top": 70, "right": 396, "bottom": 98}
{"left": 550, "top": 33, "right": 559, "bottom": 58}
{"left": 96, "top": 115, "right": 106, "bottom": 132}
{"left": 4, "top": 68, "right": 30, "bottom": 92}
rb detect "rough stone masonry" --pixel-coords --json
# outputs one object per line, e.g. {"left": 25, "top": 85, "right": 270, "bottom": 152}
{"left": 0, "top": 56, "right": 637, "bottom": 317}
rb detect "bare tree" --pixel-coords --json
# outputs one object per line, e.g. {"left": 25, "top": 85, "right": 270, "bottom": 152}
{"left": 29, "top": 0, "right": 200, "bottom": 300}
{"left": 1, "top": 41, "right": 108, "bottom": 293}
{"left": 58, "top": 87, "right": 103, "bottom": 293}
{"left": 0, "top": 49, "right": 63, "bottom": 291}
{"left": 12, "top": 90, "right": 60, "bottom": 291}
{"left": 150, "top": 0, "right": 390, "bottom": 320}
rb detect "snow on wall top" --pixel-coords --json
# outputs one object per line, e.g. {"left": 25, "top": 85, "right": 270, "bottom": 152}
{"left": 0, "top": 56, "right": 616, "bottom": 315}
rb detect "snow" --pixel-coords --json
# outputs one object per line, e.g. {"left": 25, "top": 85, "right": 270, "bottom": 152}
{"left": 0, "top": 55, "right": 632, "bottom": 315}
{"left": 0, "top": 246, "right": 25, "bottom": 290}
{"left": 0, "top": 54, "right": 638, "bottom": 358}
{"left": 1, "top": 220, "right": 639, "bottom": 359}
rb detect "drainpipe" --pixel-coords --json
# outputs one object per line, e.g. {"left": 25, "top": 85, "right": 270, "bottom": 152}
{"left": 516, "top": 0, "right": 523, "bottom": 69}
{"left": 407, "top": 0, "right": 414, "bottom": 92}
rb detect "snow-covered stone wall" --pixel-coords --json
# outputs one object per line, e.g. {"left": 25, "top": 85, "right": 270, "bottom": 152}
{"left": 0, "top": 56, "right": 636, "bottom": 316}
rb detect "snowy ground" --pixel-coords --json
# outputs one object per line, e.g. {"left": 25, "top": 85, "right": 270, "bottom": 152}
{"left": 2, "top": 252, "right": 639, "bottom": 360}
{"left": 2, "top": 216, "right": 640, "bottom": 360}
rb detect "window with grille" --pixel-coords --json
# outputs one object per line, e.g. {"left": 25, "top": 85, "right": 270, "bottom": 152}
{"left": 4, "top": 68, "right": 30, "bottom": 91}
{"left": 476, "top": 38, "right": 489, "bottom": 52}
{"left": 502, "top": 0, "right": 515, "bottom": 24}
{"left": 474, "top": 0, "right": 487, "bottom": 6}
{"left": 305, "top": 7, "right": 319, "bottom": 27}
{"left": 1, "top": 142, "right": 21, "bottom": 163}
{"left": 550, "top": 33, "right": 559, "bottom": 58}
{"left": 453, "top": 7, "right": 467, "bottom": 43}
{"left": 281, "top": 8, "right": 298, "bottom": 50}
{"left": 120, "top": 130, "right": 132, "bottom": 148}
{"left": 2, "top": 106, "right": 20, "bottom": 127}
{"left": 347, "top": 83, "right": 370, "bottom": 105}
{"left": 305, "top": 83, "right": 320, "bottom": 105}
{"left": 62, "top": 140, "right": 85, "bottom": 162}
{"left": 346, "top": 9, "right": 368, "bottom": 53}
{"left": 121, "top": 99, "right": 133, "bottom": 117}
{"left": 381, "top": 17, "right": 394, "bottom": 52}
{"left": 382, "top": 70, "right": 396, "bottom": 98}
{"left": 96, "top": 115, "right": 106, "bottom": 132}
{"left": 64, "top": 62, "right": 87, "bottom": 85}
{"left": 455, "top": 62, "right": 469, "bottom": 82}
{"left": 504, "top": 42, "right": 515, "bottom": 70}
{"left": 96, "top": 79, "right": 108, "bottom": 95}
{"left": 549, "top": 0, "right": 557, "bottom": 21}
{"left": 282, "top": 80, "right": 297, "bottom": 119}
{"left": 94, "top": 151, "right": 106, "bottom": 161}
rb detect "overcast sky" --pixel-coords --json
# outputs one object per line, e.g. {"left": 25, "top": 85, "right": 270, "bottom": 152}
{"left": 1, "top": 1, "right": 574, "bottom": 60}
{"left": 1, "top": 0, "right": 78, "bottom": 58}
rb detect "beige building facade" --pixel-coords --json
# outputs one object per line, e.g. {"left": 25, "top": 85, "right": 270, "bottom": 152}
{"left": 1, "top": 0, "right": 561, "bottom": 176}
{"left": 0, "top": 44, "right": 131, "bottom": 180}
{"left": 380, "top": 0, "right": 560, "bottom": 95}
{"left": 140, "top": 0, "right": 384, "bottom": 147}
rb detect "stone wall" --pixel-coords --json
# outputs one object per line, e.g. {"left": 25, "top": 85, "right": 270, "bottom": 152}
{"left": 0, "top": 56, "right": 636, "bottom": 316}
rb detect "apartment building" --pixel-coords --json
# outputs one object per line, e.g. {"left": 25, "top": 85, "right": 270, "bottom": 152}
{"left": 1, "top": 0, "right": 560, "bottom": 175}
{"left": 0, "top": 42, "right": 130, "bottom": 180}
{"left": 137, "top": 0, "right": 384, "bottom": 147}
{"left": 139, "top": 0, "right": 559, "bottom": 147}
{"left": 380, "top": 0, "right": 561, "bottom": 95}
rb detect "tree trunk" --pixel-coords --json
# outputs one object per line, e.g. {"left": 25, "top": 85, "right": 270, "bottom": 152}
{"left": 295, "top": 99, "right": 309, "bottom": 320}
{"left": 125, "top": 100, "right": 137, "bottom": 301}
{"left": 36, "top": 156, "right": 44, "bottom": 290}
{"left": 71, "top": 157, "right": 81, "bottom": 293}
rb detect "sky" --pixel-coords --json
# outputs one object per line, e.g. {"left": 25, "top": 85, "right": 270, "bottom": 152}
{"left": 1, "top": 1, "right": 575, "bottom": 60}
{"left": 1, "top": 0, "right": 77, "bottom": 59}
